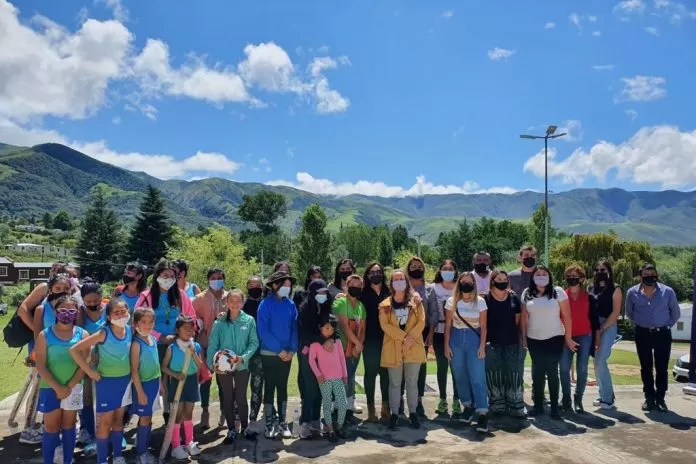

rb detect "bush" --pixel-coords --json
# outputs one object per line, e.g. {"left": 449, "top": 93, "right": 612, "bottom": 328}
{"left": 617, "top": 318, "right": 635, "bottom": 341}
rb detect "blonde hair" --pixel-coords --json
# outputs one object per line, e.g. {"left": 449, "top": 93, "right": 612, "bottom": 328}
{"left": 452, "top": 271, "right": 479, "bottom": 311}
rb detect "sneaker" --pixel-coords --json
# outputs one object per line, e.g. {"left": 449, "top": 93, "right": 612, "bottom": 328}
{"left": 573, "top": 394, "right": 585, "bottom": 414}
{"left": 171, "top": 446, "right": 189, "bottom": 460}
{"left": 388, "top": 413, "right": 399, "bottom": 430}
{"left": 83, "top": 441, "right": 97, "bottom": 457}
{"left": 77, "top": 427, "right": 92, "bottom": 445}
{"left": 416, "top": 401, "right": 426, "bottom": 418}
{"left": 409, "top": 413, "right": 420, "bottom": 429}
{"left": 264, "top": 424, "right": 276, "bottom": 439}
{"left": 299, "top": 422, "right": 312, "bottom": 440}
{"left": 641, "top": 400, "right": 654, "bottom": 412}
{"left": 310, "top": 419, "right": 323, "bottom": 435}
{"left": 135, "top": 452, "right": 156, "bottom": 464}
{"left": 600, "top": 400, "right": 616, "bottom": 410}
{"left": 186, "top": 442, "right": 201, "bottom": 456}
{"left": 656, "top": 400, "right": 668, "bottom": 412}
{"left": 19, "top": 427, "right": 43, "bottom": 445}
{"left": 223, "top": 430, "right": 236, "bottom": 444}
{"left": 53, "top": 445, "right": 63, "bottom": 464}
{"left": 353, "top": 404, "right": 363, "bottom": 414}
{"left": 461, "top": 406, "right": 474, "bottom": 424}
{"left": 592, "top": 398, "right": 602, "bottom": 407}
{"left": 113, "top": 457, "right": 127, "bottom": 464}
{"left": 475, "top": 414, "right": 489, "bottom": 433}
{"left": 280, "top": 423, "right": 292, "bottom": 439}
{"left": 435, "top": 399, "right": 448, "bottom": 414}
{"left": 452, "top": 401, "right": 462, "bottom": 415}
{"left": 328, "top": 431, "right": 338, "bottom": 443}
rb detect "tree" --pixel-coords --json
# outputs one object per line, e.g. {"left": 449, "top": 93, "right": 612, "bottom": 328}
{"left": 294, "top": 204, "right": 332, "bottom": 273}
{"left": 336, "top": 224, "right": 375, "bottom": 267}
{"left": 237, "top": 190, "right": 287, "bottom": 233}
{"left": 391, "top": 225, "right": 410, "bottom": 252}
{"left": 52, "top": 210, "right": 72, "bottom": 231}
{"left": 42, "top": 212, "right": 53, "bottom": 230}
{"left": 435, "top": 220, "right": 476, "bottom": 270}
{"left": 376, "top": 226, "right": 394, "bottom": 267}
{"left": 127, "top": 185, "right": 173, "bottom": 264}
{"left": 76, "top": 186, "right": 122, "bottom": 282}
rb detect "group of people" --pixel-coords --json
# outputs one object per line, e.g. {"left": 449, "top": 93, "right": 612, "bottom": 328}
{"left": 12, "top": 245, "right": 683, "bottom": 464}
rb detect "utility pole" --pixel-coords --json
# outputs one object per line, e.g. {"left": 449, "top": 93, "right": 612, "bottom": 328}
{"left": 260, "top": 248, "right": 264, "bottom": 280}
{"left": 415, "top": 233, "right": 425, "bottom": 258}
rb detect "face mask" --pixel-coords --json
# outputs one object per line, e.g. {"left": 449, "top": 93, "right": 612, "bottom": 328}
{"left": 408, "top": 269, "right": 424, "bottom": 280}
{"left": 642, "top": 276, "right": 658, "bottom": 286}
{"left": 339, "top": 270, "right": 353, "bottom": 281}
{"left": 136, "top": 328, "right": 151, "bottom": 337}
{"left": 56, "top": 309, "right": 78, "bottom": 325}
{"left": 277, "top": 286, "right": 291, "bottom": 298}
{"left": 392, "top": 280, "right": 407, "bottom": 292}
{"left": 565, "top": 277, "right": 580, "bottom": 287}
{"left": 315, "top": 294, "right": 328, "bottom": 305}
{"left": 493, "top": 281, "right": 508, "bottom": 291}
{"left": 348, "top": 287, "right": 362, "bottom": 299}
{"left": 48, "top": 292, "right": 68, "bottom": 303}
{"left": 441, "top": 271, "right": 455, "bottom": 282}
{"left": 595, "top": 272, "right": 608, "bottom": 282}
{"left": 459, "top": 282, "right": 475, "bottom": 293}
{"left": 247, "top": 287, "right": 263, "bottom": 299}
{"left": 209, "top": 280, "right": 225, "bottom": 291}
{"left": 70, "top": 277, "right": 79, "bottom": 287}
{"left": 522, "top": 257, "right": 536, "bottom": 269}
{"left": 111, "top": 315, "right": 130, "bottom": 328}
{"left": 368, "top": 273, "right": 383, "bottom": 285}
{"left": 533, "top": 275, "right": 550, "bottom": 287}
{"left": 85, "top": 304, "right": 100, "bottom": 312}
{"left": 122, "top": 275, "right": 135, "bottom": 285}
{"left": 157, "top": 277, "right": 176, "bottom": 291}
{"left": 474, "top": 263, "right": 488, "bottom": 274}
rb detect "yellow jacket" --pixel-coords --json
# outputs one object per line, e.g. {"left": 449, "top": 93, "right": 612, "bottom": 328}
{"left": 378, "top": 295, "right": 426, "bottom": 368}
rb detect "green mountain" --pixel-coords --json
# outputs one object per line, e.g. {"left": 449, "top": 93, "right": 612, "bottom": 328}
{"left": 1, "top": 142, "right": 696, "bottom": 245}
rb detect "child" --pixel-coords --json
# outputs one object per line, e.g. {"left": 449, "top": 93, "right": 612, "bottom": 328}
{"left": 309, "top": 313, "right": 348, "bottom": 443}
{"left": 34, "top": 295, "right": 88, "bottom": 464}
{"left": 161, "top": 316, "right": 203, "bottom": 460}
{"left": 130, "top": 308, "right": 161, "bottom": 464}
{"left": 71, "top": 299, "right": 133, "bottom": 464}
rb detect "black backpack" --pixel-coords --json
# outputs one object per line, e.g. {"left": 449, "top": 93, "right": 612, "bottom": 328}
{"left": 3, "top": 305, "right": 34, "bottom": 348}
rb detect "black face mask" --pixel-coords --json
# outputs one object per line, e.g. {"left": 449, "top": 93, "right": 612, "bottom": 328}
{"left": 85, "top": 304, "right": 100, "bottom": 312}
{"left": 565, "top": 277, "right": 580, "bottom": 287}
{"left": 339, "top": 270, "right": 353, "bottom": 281}
{"left": 595, "top": 272, "right": 608, "bottom": 282}
{"left": 493, "top": 281, "right": 508, "bottom": 291}
{"left": 522, "top": 257, "right": 536, "bottom": 268}
{"left": 642, "top": 276, "right": 658, "bottom": 286}
{"left": 459, "top": 282, "right": 475, "bottom": 293}
{"left": 47, "top": 292, "right": 69, "bottom": 303}
{"left": 348, "top": 287, "right": 362, "bottom": 299}
{"left": 247, "top": 287, "right": 263, "bottom": 299}
{"left": 368, "top": 274, "right": 383, "bottom": 285}
{"left": 474, "top": 263, "right": 488, "bottom": 274}
{"left": 409, "top": 269, "right": 424, "bottom": 280}
{"left": 122, "top": 275, "right": 135, "bottom": 285}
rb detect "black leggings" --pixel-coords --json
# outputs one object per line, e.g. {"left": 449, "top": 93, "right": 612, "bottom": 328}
{"left": 262, "top": 355, "right": 292, "bottom": 423}
{"left": 433, "top": 333, "right": 458, "bottom": 401}
{"left": 363, "top": 341, "right": 389, "bottom": 406}
{"left": 218, "top": 371, "right": 250, "bottom": 428}
{"left": 527, "top": 336, "right": 564, "bottom": 408}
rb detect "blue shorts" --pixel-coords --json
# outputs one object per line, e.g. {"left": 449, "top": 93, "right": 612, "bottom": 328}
{"left": 38, "top": 387, "right": 61, "bottom": 413}
{"left": 130, "top": 378, "right": 160, "bottom": 417}
{"left": 168, "top": 374, "right": 200, "bottom": 404}
{"left": 95, "top": 375, "right": 132, "bottom": 413}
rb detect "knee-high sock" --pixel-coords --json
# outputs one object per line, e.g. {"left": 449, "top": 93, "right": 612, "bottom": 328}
{"left": 42, "top": 431, "right": 60, "bottom": 464}
{"left": 171, "top": 424, "right": 181, "bottom": 449}
{"left": 61, "top": 427, "right": 77, "bottom": 464}
{"left": 136, "top": 425, "right": 151, "bottom": 455}
{"left": 96, "top": 438, "right": 109, "bottom": 464}
{"left": 183, "top": 420, "right": 194, "bottom": 445}
{"left": 109, "top": 430, "right": 124, "bottom": 458}
{"left": 80, "top": 406, "right": 95, "bottom": 438}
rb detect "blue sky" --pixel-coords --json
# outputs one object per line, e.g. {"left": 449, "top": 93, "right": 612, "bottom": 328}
{"left": 1, "top": 0, "right": 695, "bottom": 196}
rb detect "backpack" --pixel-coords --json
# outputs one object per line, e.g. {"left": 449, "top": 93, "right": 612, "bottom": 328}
{"left": 3, "top": 305, "right": 34, "bottom": 348}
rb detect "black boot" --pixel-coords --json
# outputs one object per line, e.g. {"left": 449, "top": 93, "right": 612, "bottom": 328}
{"left": 573, "top": 394, "right": 584, "bottom": 414}
{"left": 561, "top": 394, "right": 572, "bottom": 411}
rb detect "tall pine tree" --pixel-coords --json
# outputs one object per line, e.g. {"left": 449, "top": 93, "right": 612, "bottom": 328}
{"left": 127, "top": 185, "right": 173, "bottom": 264}
{"left": 293, "top": 204, "right": 332, "bottom": 272}
{"left": 76, "top": 186, "right": 122, "bottom": 282}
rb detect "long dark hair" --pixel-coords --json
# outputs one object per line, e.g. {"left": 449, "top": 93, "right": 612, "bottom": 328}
{"left": 125, "top": 262, "right": 148, "bottom": 293}
{"left": 149, "top": 260, "right": 182, "bottom": 310}
{"left": 362, "top": 261, "right": 387, "bottom": 291}
{"left": 304, "top": 265, "right": 324, "bottom": 290}
{"left": 525, "top": 265, "right": 557, "bottom": 300}
{"left": 592, "top": 259, "right": 616, "bottom": 293}
{"left": 333, "top": 258, "right": 356, "bottom": 288}
{"left": 433, "top": 259, "right": 458, "bottom": 284}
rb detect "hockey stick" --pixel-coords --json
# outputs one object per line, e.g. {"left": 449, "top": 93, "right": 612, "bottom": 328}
{"left": 158, "top": 349, "right": 193, "bottom": 463}
{"left": 8, "top": 369, "right": 36, "bottom": 429}
{"left": 24, "top": 370, "right": 41, "bottom": 430}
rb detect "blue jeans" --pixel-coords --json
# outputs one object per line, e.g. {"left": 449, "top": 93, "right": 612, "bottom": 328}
{"left": 450, "top": 327, "right": 488, "bottom": 413}
{"left": 594, "top": 319, "right": 617, "bottom": 404}
{"left": 345, "top": 355, "right": 361, "bottom": 400}
{"left": 560, "top": 334, "right": 592, "bottom": 399}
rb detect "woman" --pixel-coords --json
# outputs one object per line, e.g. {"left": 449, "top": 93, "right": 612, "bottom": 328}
{"left": 406, "top": 256, "right": 430, "bottom": 417}
{"left": 257, "top": 271, "right": 298, "bottom": 440}
{"left": 329, "top": 259, "right": 356, "bottom": 299}
{"left": 361, "top": 262, "right": 391, "bottom": 422}
{"left": 293, "top": 265, "right": 324, "bottom": 308}
{"left": 521, "top": 265, "right": 576, "bottom": 419}
{"left": 33, "top": 274, "right": 80, "bottom": 335}
{"left": 207, "top": 289, "right": 259, "bottom": 443}
{"left": 426, "top": 259, "right": 460, "bottom": 416}
{"left": 484, "top": 271, "right": 524, "bottom": 417}
{"left": 379, "top": 269, "right": 426, "bottom": 430}
{"left": 333, "top": 274, "right": 366, "bottom": 423}
{"left": 444, "top": 272, "right": 489, "bottom": 432}
{"left": 588, "top": 260, "right": 622, "bottom": 410}
{"left": 244, "top": 276, "right": 265, "bottom": 434}
{"left": 173, "top": 259, "right": 201, "bottom": 300}
{"left": 298, "top": 279, "right": 334, "bottom": 438}
{"left": 193, "top": 268, "right": 228, "bottom": 429}
{"left": 113, "top": 262, "right": 147, "bottom": 313}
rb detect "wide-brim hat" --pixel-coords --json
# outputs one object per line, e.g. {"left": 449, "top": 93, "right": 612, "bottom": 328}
{"left": 265, "top": 271, "right": 296, "bottom": 287}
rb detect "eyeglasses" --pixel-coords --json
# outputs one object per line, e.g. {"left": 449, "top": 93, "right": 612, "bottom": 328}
{"left": 595, "top": 268, "right": 608, "bottom": 273}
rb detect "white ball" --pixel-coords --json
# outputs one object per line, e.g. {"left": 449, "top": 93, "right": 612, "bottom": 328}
{"left": 214, "top": 349, "right": 238, "bottom": 373}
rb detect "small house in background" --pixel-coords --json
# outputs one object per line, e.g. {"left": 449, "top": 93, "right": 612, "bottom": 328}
{"left": 671, "top": 303, "right": 693, "bottom": 341}
{"left": 0, "top": 257, "right": 13, "bottom": 284}
{"left": 0, "top": 257, "right": 53, "bottom": 284}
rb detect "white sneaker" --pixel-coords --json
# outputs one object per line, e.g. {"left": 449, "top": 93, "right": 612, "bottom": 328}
{"left": 77, "top": 428, "right": 92, "bottom": 445}
{"left": 113, "top": 456, "right": 127, "bottom": 464}
{"left": 353, "top": 404, "right": 363, "bottom": 414}
{"left": 53, "top": 445, "right": 63, "bottom": 464}
{"left": 592, "top": 398, "right": 602, "bottom": 407}
{"left": 171, "top": 446, "right": 189, "bottom": 460}
{"left": 136, "top": 452, "right": 157, "bottom": 464}
{"left": 19, "top": 426, "right": 43, "bottom": 444}
{"left": 600, "top": 401, "right": 616, "bottom": 410}
{"left": 186, "top": 442, "right": 202, "bottom": 456}
{"left": 280, "top": 423, "right": 292, "bottom": 439}
{"left": 299, "top": 422, "right": 312, "bottom": 439}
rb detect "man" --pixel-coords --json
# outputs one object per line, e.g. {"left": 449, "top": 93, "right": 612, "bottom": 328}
{"left": 626, "top": 264, "right": 681, "bottom": 412}
{"left": 472, "top": 251, "right": 493, "bottom": 295}
{"left": 508, "top": 245, "right": 537, "bottom": 297}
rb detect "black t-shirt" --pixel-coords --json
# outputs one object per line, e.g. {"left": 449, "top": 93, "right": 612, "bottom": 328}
{"left": 361, "top": 285, "right": 391, "bottom": 343}
{"left": 243, "top": 298, "right": 261, "bottom": 321}
{"left": 392, "top": 298, "right": 408, "bottom": 330}
{"left": 588, "top": 284, "right": 618, "bottom": 319}
{"left": 484, "top": 293, "right": 521, "bottom": 346}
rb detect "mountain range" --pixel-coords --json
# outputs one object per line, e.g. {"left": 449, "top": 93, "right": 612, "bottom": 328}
{"left": 1, "top": 142, "right": 696, "bottom": 245}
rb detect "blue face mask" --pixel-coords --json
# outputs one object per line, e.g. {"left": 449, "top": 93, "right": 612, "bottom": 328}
{"left": 277, "top": 286, "right": 291, "bottom": 298}
{"left": 209, "top": 280, "right": 224, "bottom": 291}
{"left": 315, "top": 294, "right": 328, "bottom": 305}
{"left": 441, "top": 271, "right": 455, "bottom": 282}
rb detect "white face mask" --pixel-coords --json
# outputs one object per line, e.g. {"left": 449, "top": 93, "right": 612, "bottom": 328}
{"left": 111, "top": 315, "right": 130, "bottom": 328}
{"left": 136, "top": 328, "right": 151, "bottom": 337}
{"left": 392, "top": 280, "right": 407, "bottom": 292}
{"left": 157, "top": 277, "right": 176, "bottom": 291}
{"left": 533, "top": 275, "right": 550, "bottom": 287}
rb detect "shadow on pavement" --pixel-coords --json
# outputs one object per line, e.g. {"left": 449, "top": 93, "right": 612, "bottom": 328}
{"left": 645, "top": 410, "right": 696, "bottom": 430}
{"left": 594, "top": 408, "right": 646, "bottom": 425}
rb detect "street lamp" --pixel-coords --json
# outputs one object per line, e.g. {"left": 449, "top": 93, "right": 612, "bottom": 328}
{"left": 519, "top": 125, "right": 566, "bottom": 266}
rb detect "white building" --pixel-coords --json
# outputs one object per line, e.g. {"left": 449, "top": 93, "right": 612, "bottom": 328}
{"left": 671, "top": 303, "right": 693, "bottom": 341}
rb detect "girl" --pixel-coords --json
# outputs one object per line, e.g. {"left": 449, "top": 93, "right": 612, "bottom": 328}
{"left": 161, "top": 316, "right": 204, "bottom": 460}
{"left": 379, "top": 269, "right": 426, "bottom": 430}
{"left": 33, "top": 273, "right": 79, "bottom": 335}
{"left": 173, "top": 260, "right": 201, "bottom": 300}
{"left": 244, "top": 276, "right": 266, "bottom": 436}
{"left": 113, "top": 262, "right": 147, "bottom": 314}
{"left": 444, "top": 272, "right": 489, "bottom": 432}
{"left": 521, "top": 266, "right": 577, "bottom": 420}
{"left": 293, "top": 265, "right": 324, "bottom": 309}
{"left": 329, "top": 259, "right": 356, "bottom": 299}
{"left": 332, "top": 274, "right": 366, "bottom": 423}
{"left": 257, "top": 271, "right": 298, "bottom": 440}
{"left": 207, "top": 290, "right": 259, "bottom": 443}
{"left": 406, "top": 256, "right": 430, "bottom": 417}
{"left": 70, "top": 299, "right": 132, "bottom": 464}
{"left": 427, "top": 259, "right": 460, "bottom": 416}
{"left": 360, "top": 262, "right": 391, "bottom": 422}
{"left": 589, "top": 260, "right": 622, "bottom": 410}
{"left": 130, "top": 307, "right": 161, "bottom": 464}
{"left": 35, "top": 295, "right": 87, "bottom": 464}
{"left": 294, "top": 266, "right": 325, "bottom": 405}
{"left": 484, "top": 271, "right": 524, "bottom": 417}
{"left": 309, "top": 313, "right": 348, "bottom": 443}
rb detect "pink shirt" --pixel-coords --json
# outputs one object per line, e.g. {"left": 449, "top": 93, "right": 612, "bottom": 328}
{"left": 309, "top": 339, "right": 348, "bottom": 381}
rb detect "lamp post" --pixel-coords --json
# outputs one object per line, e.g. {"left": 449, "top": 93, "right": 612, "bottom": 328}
{"left": 519, "top": 125, "right": 566, "bottom": 266}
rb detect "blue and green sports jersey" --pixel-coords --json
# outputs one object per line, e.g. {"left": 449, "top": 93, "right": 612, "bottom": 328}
{"left": 135, "top": 334, "right": 160, "bottom": 381}
{"left": 154, "top": 293, "right": 181, "bottom": 338}
{"left": 82, "top": 307, "right": 106, "bottom": 335}
{"left": 169, "top": 340, "right": 200, "bottom": 376}
{"left": 97, "top": 325, "right": 132, "bottom": 378}
{"left": 40, "top": 326, "right": 85, "bottom": 388}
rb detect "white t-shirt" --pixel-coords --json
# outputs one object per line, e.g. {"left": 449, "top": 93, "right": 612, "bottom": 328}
{"left": 433, "top": 283, "right": 453, "bottom": 334}
{"left": 473, "top": 271, "right": 492, "bottom": 295}
{"left": 445, "top": 296, "right": 487, "bottom": 329}
{"left": 522, "top": 286, "right": 568, "bottom": 340}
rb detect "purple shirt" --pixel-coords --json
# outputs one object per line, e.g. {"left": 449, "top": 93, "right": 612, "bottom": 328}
{"left": 625, "top": 283, "right": 681, "bottom": 329}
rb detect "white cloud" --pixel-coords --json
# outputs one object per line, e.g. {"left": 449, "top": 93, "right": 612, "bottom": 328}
{"left": 287, "top": 147, "right": 296, "bottom": 158}
{"left": 569, "top": 12, "right": 582, "bottom": 30}
{"left": 588, "top": 15, "right": 598, "bottom": 22}
{"left": 96, "top": 0, "right": 128, "bottom": 22}
{"left": 614, "top": 0, "right": 646, "bottom": 16}
{"left": 523, "top": 125, "right": 696, "bottom": 188}
{"left": 616, "top": 75, "right": 667, "bottom": 102}
{"left": 112, "top": 116, "right": 121, "bottom": 125}
{"left": 452, "top": 125, "right": 465, "bottom": 140}
{"left": 558, "top": 120, "right": 584, "bottom": 141}
{"left": 258, "top": 158, "right": 269, "bottom": 164}
{"left": 544, "top": 22, "right": 556, "bottom": 29}
{"left": 625, "top": 109, "right": 639, "bottom": 120}
{"left": 593, "top": 64, "right": 615, "bottom": 72}
{"left": 645, "top": 26, "right": 660, "bottom": 35}
{"left": 308, "top": 56, "right": 351, "bottom": 113}
{"left": 442, "top": 10, "right": 454, "bottom": 19}
{"left": 237, "top": 42, "right": 302, "bottom": 93}
{"left": 268, "top": 173, "right": 518, "bottom": 197}
{"left": 653, "top": 1, "right": 696, "bottom": 23}
{"left": 592, "top": 30, "right": 602, "bottom": 36}
{"left": 487, "top": 47, "right": 516, "bottom": 61}
{"left": 316, "top": 45, "right": 330, "bottom": 54}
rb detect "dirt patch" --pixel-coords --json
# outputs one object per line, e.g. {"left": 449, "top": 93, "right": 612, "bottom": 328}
{"left": 609, "top": 365, "right": 641, "bottom": 377}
